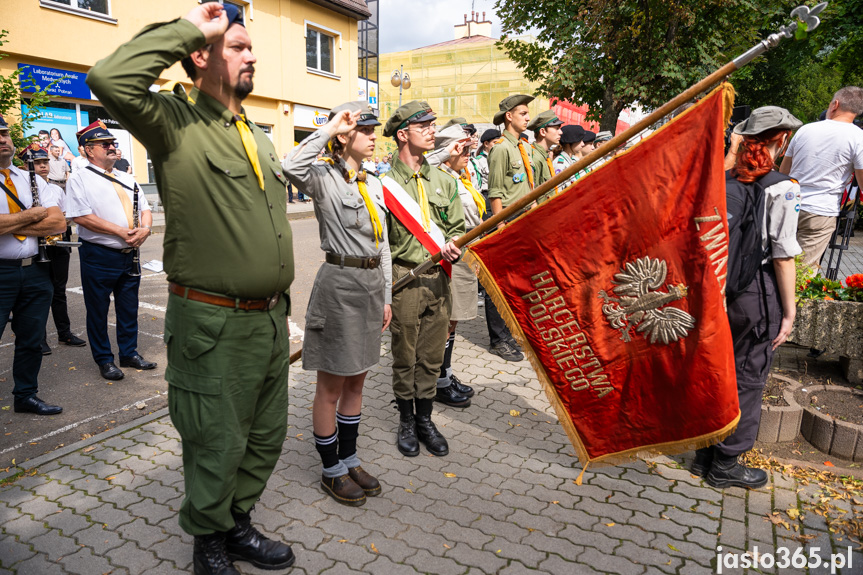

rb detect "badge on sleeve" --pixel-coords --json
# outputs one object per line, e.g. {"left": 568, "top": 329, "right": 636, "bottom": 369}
{"left": 785, "top": 191, "right": 795, "bottom": 200}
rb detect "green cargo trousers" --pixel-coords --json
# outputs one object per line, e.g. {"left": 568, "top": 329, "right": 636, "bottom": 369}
{"left": 165, "top": 292, "right": 289, "bottom": 535}
{"left": 390, "top": 262, "right": 452, "bottom": 400}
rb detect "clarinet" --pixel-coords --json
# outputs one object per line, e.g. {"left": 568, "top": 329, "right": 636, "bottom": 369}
{"left": 25, "top": 148, "right": 51, "bottom": 263}
{"left": 129, "top": 182, "right": 141, "bottom": 277}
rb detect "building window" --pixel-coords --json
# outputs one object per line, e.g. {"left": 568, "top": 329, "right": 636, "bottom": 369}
{"left": 306, "top": 28, "right": 335, "bottom": 75}
{"left": 40, "top": 0, "right": 116, "bottom": 22}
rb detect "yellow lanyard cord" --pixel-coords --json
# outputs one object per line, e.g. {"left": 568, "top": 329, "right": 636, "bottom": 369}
{"left": 447, "top": 169, "right": 486, "bottom": 218}
{"left": 517, "top": 141, "right": 534, "bottom": 190}
{"left": 414, "top": 173, "right": 431, "bottom": 232}
{"left": 321, "top": 158, "right": 384, "bottom": 247}
{"left": 234, "top": 114, "right": 265, "bottom": 190}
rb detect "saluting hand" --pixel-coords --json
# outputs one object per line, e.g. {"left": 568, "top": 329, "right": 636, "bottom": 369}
{"left": 325, "top": 110, "right": 361, "bottom": 137}
{"left": 184, "top": 3, "right": 229, "bottom": 43}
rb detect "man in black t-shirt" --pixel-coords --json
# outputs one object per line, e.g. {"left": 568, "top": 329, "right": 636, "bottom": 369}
{"left": 113, "top": 149, "right": 132, "bottom": 174}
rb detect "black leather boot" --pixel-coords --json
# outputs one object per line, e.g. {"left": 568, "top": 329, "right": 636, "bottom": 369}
{"left": 450, "top": 374, "right": 474, "bottom": 398}
{"left": 193, "top": 532, "right": 240, "bottom": 575}
{"left": 705, "top": 452, "right": 768, "bottom": 490}
{"left": 396, "top": 398, "right": 420, "bottom": 456}
{"left": 690, "top": 447, "right": 714, "bottom": 477}
{"left": 435, "top": 382, "right": 471, "bottom": 407}
{"left": 415, "top": 398, "right": 449, "bottom": 456}
{"left": 225, "top": 508, "right": 295, "bottom": 570}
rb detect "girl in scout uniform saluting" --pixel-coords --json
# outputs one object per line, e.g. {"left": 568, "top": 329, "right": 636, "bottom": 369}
{"left": 283, "top": 102, "right": 392, "bottom": 507}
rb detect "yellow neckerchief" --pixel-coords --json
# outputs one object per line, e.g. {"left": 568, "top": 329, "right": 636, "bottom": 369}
{"left": 533, "top": 143, "right": 554, "bottom": 179}
{"left": 439, "top": 166, "right": 486, "bottom": 218}
{"left": 517, "top": 140, "right": 534, "bottom": 190}
{"left": 234, "top": 114, "right": 265, "bottom": 190}
{"left": 319, "top": 157, "right": 383, "bottom": 247}
{"left": 413, "top": 173, "right": 432, "bottom": 232}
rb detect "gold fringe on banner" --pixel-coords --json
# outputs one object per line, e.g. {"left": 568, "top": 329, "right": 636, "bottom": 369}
{"left": 463, "top": 83, "right": 742, "bottom": 473}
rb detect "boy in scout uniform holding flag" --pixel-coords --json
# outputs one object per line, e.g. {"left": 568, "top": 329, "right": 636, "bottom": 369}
{"left": 380, "top": 101, "right": 465, "bottom": 458}
{"left": 484, "top": 94, "right": 536, "bottom": 362}
{"left": 86, "top": 4, "right": 295, "bottom": 574}
{"left": 527, "top": 109, "right": 563, "bottom": 190}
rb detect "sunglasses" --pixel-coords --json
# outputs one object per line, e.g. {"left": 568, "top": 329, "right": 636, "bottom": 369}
{"left": 88, "top": 142, "right": 117, "bottom": 149}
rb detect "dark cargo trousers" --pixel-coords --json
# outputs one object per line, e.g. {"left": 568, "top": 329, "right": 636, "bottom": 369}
{"left": 717, "top": 268, "right": 781, "bottom": 458}
{"left": 165, "top": 292, "right": 290, "bottom": 535}
{"left": 390, "top": 262, "right": 452, "bottom": 400}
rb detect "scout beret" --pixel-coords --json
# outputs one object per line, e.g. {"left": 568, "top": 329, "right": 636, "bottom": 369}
{"left": 442, "top": 117, "right": 468, "bottom": 130}
{"left": 222, "top": 3, "right": 245, "bottom": 27}
{"left": 595, "top": 130, "right": 613, "bottom": 143}
{"left": 581, "top": 130, "right": 596, "bottom": 144}
{"left": 18, "top": 143, "right": 49, "bottom": 162}
{"left": 76, "top": 120, "right": 115, "bottom": 146}
{"left": 527, "top": 110, "right": 563, "bottom": 132}
{"left": 434, "top": 124, "right": 468, "bottom": 151}
{"left": 0, "top": 114, "right": 8, "bottom": 132}
{"left": 493, "top": 94, "right": 534, "bottom": 125}
{"left": 328, "top": 101, "right": 381, "bottom": 126}
{"left": 383, "top": 100, "right": 436, "bottom": 137}
{"left": 480, "top": 129, "right": 501, "bottom": 143}
{"left": 560, "top": 125, "right": 585, "bottom": 144}
{"left": 733, "top": 106, "right": 802, "bottom": 136}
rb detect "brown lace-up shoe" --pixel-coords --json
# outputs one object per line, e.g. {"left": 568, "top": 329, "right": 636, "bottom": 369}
{"left": 348, "top": 466, "right": 382, "bottom": 497}
{"left": 321, "top": 474, "right": 367, "bottom": 506}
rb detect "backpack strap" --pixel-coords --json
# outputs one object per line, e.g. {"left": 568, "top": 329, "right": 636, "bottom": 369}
{"left": 756, "top": 170, "right": 793, "bottom": 189}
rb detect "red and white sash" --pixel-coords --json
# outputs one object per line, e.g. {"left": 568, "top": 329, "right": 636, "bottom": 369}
{"left": 381, "top": 175, "right": 452, "bottom": 276}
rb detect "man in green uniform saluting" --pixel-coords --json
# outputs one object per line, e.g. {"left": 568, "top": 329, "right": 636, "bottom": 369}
{"left": 87, "top": 4, "right": 295, "bottom": 574}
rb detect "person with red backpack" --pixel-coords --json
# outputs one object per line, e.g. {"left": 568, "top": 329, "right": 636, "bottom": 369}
{"left": 691, "top": 106, "right": 803, "bottom": 489}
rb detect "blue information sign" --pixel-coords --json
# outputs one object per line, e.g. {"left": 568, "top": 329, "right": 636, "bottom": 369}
{"left": 18, "top": 64, "right": 91, "bottom": 100}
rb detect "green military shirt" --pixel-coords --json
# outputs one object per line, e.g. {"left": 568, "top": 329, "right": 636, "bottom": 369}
{"left": 86, "top": 19, "right": 293, "bottom": 300}
{"left": 487, "top": 131, "right": 532, "bottom": 209}
{"left": 385, "top": 157, "right": 465, "bottom": 266}
{"left": 530, "top": 143, "right": 552, "bottom": 187}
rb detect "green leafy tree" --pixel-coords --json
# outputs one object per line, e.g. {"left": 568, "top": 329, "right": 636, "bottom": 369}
{"left": 0, "top": 29, "right": 57, "bottom": 156}
{"left": 494, "top": 0, "right": 780, "bottom": 133}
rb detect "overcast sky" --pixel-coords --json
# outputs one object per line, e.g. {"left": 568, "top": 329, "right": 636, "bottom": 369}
{"left": 379, "top": 0, "right": 503, "bottom": 53}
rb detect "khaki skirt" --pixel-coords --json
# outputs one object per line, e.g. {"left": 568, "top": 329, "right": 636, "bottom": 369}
{"left": 302, "top": 262, "right": 385, "bottom": 376}
{"left": 449, "top": 259, "right": 478, "bottom": 321}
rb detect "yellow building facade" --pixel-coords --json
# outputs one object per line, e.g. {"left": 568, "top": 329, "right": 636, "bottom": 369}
{"left": 1, "top": 0, "right": 371, "bottom": 181}
{"left": 375, "top": 14, "right": 548, "bottom": 157}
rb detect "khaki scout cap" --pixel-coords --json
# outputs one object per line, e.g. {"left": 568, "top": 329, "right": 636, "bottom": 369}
{"left": 328, "top": 101, "right": 381, "bottom": 126}
{"left": 383, "top": 100, "right": 436, "bottom": 137}
{"left": 442, "top": 117, "right": 468, "bottom": 129}
{"left": 434, "top": 124, "right": 468, "bottom": 151}
{"left": 527, "top": 109, "right": 562, "bottom": 132}
{"left": 493, "top": 94, "right": 534, "bottom": 125}
{"left": 733, "top": 106, "right": 802, "bottom": 136}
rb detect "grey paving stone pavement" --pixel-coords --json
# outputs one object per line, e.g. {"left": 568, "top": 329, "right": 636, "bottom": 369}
{"left": 2, "top": 239, "right": 863, "bottom": 574}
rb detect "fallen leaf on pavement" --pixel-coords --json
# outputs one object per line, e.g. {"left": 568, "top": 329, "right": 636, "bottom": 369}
{"left": 509, "top": 410, "right": 521, "bottom": 417}
{"left": 605, "top": 522, "right": 615, "bottom": 527}
{"left": 370, "top": 543, "right": 378, "bottom": 553}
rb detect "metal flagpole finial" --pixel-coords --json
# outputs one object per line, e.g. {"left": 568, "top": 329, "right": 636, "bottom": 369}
{"left": 733, "top": 2, "right": 828, "bottom": 68}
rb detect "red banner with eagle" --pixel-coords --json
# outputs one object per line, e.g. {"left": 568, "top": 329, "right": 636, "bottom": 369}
{"left": 465, "top": 85, "right": 740, "bottom": 468}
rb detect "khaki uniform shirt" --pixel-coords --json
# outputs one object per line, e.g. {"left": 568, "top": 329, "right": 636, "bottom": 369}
{"left": 86, "top": 19, "right": 293, "bottom": 300}
{"left": 282, "top": 128, "right": 392, "bottom": 303}
{"left": 530, "top": 144, "right": 553, "bottom": 187}
{"left": 385, "top": 157, "right": 465, "bottom": 266}
{"left": 487, "top": 131, "right": 531, "bottom": 209}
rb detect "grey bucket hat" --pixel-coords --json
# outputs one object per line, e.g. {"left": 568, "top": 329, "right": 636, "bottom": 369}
{"left": 733, "top": 106, "right": 802, "bottom": 136}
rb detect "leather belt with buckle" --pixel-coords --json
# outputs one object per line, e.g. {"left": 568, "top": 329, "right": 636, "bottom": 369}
{"left": 325, "top": 253, "right": 381, "bottom": 270}
{"left": 0, "top": 257, "right": 36, "bottom": 267}
{"left": 169, "top": 282, "right": 281, "bottom": 311}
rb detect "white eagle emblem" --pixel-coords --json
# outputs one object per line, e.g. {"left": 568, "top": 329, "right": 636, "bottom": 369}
{"left": 598, "top": 256, "right": 695, "bottom": 345}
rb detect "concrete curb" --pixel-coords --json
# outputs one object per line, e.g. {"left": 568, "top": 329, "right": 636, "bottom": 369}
{"left": 758, "top": 373, "right": 804, "bottom": 443}
{"left": 0, "top": 407, "right": 169, "bottom": 482}
{"left": 799, "top": 385, "right": 863, "bottom": 462}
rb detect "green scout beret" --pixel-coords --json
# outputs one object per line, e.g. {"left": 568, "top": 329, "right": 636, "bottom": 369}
{"left": 493, "top": 94, "right": 534, "bottom": 125}
{"left": 434, "top": 124, "right": 468, "bottom": 151}
{"left": 442, "top": 117, "right": 468, "bottom": 130}
{"left": 328, "top": 101, "right": 381, "bottom": 126}
{"left": 527, "top": 110, "right": 562, "bottom": 132}
{"left": 383, "top": 100, "right": 436, "bottom": 137}
{"left": 733, "top": 106, "right": 802, "bottom": 136}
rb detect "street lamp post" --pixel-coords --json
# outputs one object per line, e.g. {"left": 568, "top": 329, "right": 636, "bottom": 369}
{"left": 390, "top": 65, "right": 411, "bottom": 107}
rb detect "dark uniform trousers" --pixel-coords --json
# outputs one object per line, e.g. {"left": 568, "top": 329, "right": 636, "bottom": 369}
{"left": 165, "top": 292, "right": 289, "bottom": 535}
{"left": 79, "top": 240, "right": 141, "bottom": 365}
{"left": 46, "top": 230, "right": 73, "bottom": 338}
{"left": 0, "top": 261, "right": 53, "bottom": 400}
{"left": 717, "top": 266, "right": 781, "bottom": 458}
{"left": 390, "top": 262, "right": 452, "bottom": 400}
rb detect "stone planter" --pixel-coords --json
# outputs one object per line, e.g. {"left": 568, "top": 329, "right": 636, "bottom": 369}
{"left": 789, "top": 299, "right": 863, "bottom": 384}
{"left": 797, "top": 385, "right": 863, "bottom": 462}
{"left": 757, "top": 374, "right": 804, "bottom": 443}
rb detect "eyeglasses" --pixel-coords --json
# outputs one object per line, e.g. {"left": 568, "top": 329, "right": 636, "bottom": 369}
{"left": 407, "top": 123, "right": 436, "bottom": 134}
{"left": 88, "top": 142, "right": 117, "bottom": 149}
